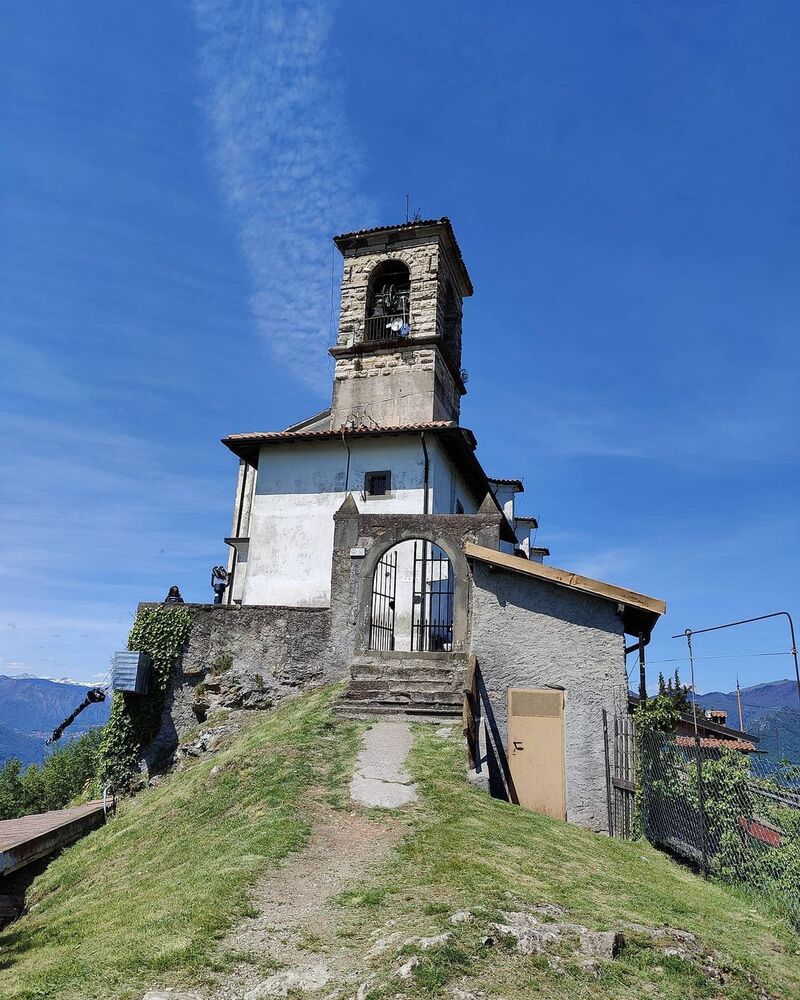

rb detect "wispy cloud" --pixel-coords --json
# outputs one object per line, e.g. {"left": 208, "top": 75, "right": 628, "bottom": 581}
{"left": 193, "top": 0, "right": 375, "bottom": 390}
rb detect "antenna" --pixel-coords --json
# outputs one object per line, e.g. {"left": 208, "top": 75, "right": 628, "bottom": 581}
{"left": 736, "top": 676, "right": 745, "bottom": 731}
{"left": 405, "top": 193, "right": 410, "bottom": 223}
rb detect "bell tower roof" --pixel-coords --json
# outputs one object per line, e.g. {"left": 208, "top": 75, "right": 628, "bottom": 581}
{"left": 333, "top": 217, "right": 473, "bottom": 297}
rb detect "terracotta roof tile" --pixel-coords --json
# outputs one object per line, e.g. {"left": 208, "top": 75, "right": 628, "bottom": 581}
{"left": 675, "top": 736, "right": 757, "bottom": 752}
{"left": 223, "top": 420, "right": 458, "bottom": 444}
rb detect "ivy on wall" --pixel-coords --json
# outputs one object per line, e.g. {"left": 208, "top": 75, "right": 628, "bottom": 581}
{"left": 99, "top": 605, "right": 192, "bottom": 793}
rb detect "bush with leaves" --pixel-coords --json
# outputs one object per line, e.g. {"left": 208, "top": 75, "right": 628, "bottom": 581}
{"left": 0, "top": 728, "right": 104, "bottom": 821}
{"left": 98, "top": 605, "right": 192, "bottom": 793}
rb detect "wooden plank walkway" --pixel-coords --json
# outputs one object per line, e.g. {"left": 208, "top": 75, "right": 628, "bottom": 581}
{"left": 0, "top": 801, "right": 107, "bottom": 877}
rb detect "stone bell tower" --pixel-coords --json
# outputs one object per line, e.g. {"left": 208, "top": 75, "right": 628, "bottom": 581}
{"left": 329, "top": 218, "right": 473, "bottom": 428}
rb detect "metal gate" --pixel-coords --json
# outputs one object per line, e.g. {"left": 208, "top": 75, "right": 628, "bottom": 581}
{"left": 603, "top": 710, "right": 636, "bottom": 839}
{"left": 411, "top": 540, "right": 454, "bottom": 652}
{"left": 369, "top": 549, "right": 397, "bottom": 650}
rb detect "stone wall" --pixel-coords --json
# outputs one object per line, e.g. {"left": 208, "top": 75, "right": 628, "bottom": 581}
{"left": 146, "top": 603, "right": 338, "bottom": 764}
{"left": 337, "top": 242, "right": 442, "bottom": 345}
{"left": 470, "top": 563, "right": 629, "bottom": 832}
{"left": 331, "top": 343, "right": 457, "bottom": 426}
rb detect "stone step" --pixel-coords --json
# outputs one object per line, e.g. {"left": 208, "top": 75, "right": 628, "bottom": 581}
{"left": 346, "top": 679, "right": 463, "bottom": 696}
{"left": 341, "top": 687, "right": 463, "bottom": 706}
{"left": 350, "top": 665, "right": 461, "bottom": 684}
{"left": 334, "top": 702, "right": 461, "bottom": 723}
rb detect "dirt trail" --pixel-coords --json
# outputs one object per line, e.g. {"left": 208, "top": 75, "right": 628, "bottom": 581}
{"left": 210, "top": 799, "right": 405, "bottom": 999}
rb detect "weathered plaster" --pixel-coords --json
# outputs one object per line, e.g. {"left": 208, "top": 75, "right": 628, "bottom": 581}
{"left": 145, "top": 603, "right": 338, "bottom": 763}
{"left": 469, "top": 562, "right": 629, "bottom": 832}
{"left": 240, "top": 436, "right": 480, "bottom": 608}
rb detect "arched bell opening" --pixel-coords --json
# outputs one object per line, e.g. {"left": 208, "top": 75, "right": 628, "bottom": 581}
{"left": 364, "top": 260, "right": 411, "bottom": 343}
{"left": 442, "top": 280, "right": 462, "bottom": 366}
{"left": 368, "top": 539, "right": 454, "bottom": 652}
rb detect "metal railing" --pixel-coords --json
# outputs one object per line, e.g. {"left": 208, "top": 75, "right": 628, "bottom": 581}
{"left": 363, "top": 313, "right": 409, "bottom": 343}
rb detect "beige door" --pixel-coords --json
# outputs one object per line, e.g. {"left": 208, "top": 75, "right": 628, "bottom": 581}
{"left": 507, "top": 688, "right": 566, "bottom": 820}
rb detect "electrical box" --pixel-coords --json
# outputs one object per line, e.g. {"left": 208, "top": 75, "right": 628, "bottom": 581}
{"left": 111, "top": 651, "right": 151, "bottom": 694}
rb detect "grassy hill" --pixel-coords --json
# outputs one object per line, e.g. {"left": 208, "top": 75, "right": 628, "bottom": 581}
{"left": 1, "top": 688, "right": 798, "bottom": 1000}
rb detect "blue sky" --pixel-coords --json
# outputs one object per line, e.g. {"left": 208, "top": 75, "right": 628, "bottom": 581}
{"left": 2, "top": 1, "right": 798, "bottom": 695}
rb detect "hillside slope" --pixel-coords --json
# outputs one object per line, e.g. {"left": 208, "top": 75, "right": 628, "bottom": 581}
{"left": 1, "top": 689, "right": 798, "bottom": 1000}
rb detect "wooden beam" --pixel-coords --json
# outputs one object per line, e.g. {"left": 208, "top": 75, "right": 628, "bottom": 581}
{"left": 464, "top": 542, "right": 666, "bottom": 617}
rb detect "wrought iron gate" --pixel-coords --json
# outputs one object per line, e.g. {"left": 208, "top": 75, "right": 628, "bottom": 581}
{"left": 411, "top": 540, "right": 454, "bottom": 651}
{"left": 369, "top": 549, "right": 397, "bottom": 650}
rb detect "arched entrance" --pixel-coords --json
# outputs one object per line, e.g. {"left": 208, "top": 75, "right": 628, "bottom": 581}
{"left": 368, "top": 539, "right": 454, "bottom": 652}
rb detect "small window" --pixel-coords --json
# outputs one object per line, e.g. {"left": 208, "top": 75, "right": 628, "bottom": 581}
{"left": 365, "top": 470, "right": 391, "bottom": 497}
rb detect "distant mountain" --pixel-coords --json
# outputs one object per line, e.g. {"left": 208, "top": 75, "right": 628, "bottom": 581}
{"left": 0, "top": 675, "right": 111, "bottom": 766}
{"left": 694, "top": 679, "right": 797, "bottom": 728}
{"left": 693, "top": 680, "right": 799, "bottom": 767}
{"left": 747, "top": 707, "right": 800, "bottom": 763}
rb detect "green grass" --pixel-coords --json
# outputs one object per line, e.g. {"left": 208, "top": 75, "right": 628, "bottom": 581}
{"left": 334, "top": 725, "right": 800, "bottom": 999}
{"left": 0, "top": 688, "right": 362, "bottom": 1000}
{"left": 1, "top": 692, "right": 798, "bottom": 1000}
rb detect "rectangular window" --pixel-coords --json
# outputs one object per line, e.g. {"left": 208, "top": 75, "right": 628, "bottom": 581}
{"left": 365, "top": 470, "right": 391, "bottom": 497}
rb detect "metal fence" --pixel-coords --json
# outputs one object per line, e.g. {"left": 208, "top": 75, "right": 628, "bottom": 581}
{"left": 639, "top": 729, "right": 800, "bottom": 925}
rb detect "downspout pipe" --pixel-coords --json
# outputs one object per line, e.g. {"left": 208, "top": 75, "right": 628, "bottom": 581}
{"left": 420, "top": 431, "right": 430, "bottom": 514}
{"left": 342, "top": 428, "right": 352, "bottom": 493}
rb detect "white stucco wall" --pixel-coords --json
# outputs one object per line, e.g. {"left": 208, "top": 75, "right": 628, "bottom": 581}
{"left": 240, "top": 435, "right": 478, "bottom": 607}
{"left": 429, "top": 443, "right": 477, "bottom": 515}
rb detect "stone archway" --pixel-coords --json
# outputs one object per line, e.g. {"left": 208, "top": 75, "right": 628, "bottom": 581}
{"left": 367, "top": 539, "right": 455, "bottom": 653}
{"left": 356, "top": 528, "right": 470, "bottom": 655}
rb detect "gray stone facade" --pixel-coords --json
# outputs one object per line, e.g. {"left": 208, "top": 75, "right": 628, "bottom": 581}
{"left": 146, "top": 603, "right": 338, "bottom": 762}
{"left": 470, "top": 562, "right": 629, "bottom": 832}
{"left": 144, "top": 498, "right": 636, "bottom": 834}
{"left": 329, "top": 220, "right": 470, "bottom": 427}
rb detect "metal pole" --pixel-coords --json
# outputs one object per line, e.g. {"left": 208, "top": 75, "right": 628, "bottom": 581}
{"left": 672, "top": 611, "right": 800, "bottom": 706}
{"left": 685, "top": 629, "right": 699, "bottom": 735}
{"left": 695, "top": 735, "right": 709, "bottom": 878}
{"left": 638, "top": 632, "right": 647, "bottom": 702}
{"left": 736, "top": 677, "right": 744, "bottom": 731}
{"left": 602, "top": 709, "right": 614, "bottom": 837}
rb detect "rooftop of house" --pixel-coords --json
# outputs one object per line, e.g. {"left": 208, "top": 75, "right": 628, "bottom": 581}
{"left": 465, "top": 541, "right": 666, "bottom": 637}
{"left": 488, "top": 477, "right": 524, "bottom": 492}
{"left": 675, "top": 735, "right": 758, "bottom": 752}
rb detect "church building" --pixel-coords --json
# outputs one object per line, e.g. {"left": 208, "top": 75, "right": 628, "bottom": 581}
{"left": 175, "top": 218, "right": 666, "bottom": 833}
{"left": 221, "top": 218, "right": 533, "bottom": 609}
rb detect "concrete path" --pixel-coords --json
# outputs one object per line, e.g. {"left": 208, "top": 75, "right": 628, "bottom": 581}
{"left": 349, "top": 720, "right": 418, "bottom": 808}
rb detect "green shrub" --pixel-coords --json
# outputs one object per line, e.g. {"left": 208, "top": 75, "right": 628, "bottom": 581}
{"left": 0, "top": 728, "right": 104, "bottom": 821}
{"left": 98, "top": 605, "right": 192, "bottom": 793}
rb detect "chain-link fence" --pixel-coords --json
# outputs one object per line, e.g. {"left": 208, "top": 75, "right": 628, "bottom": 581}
{"left": 639, "top": 730, "right": 800, "bottom": 926}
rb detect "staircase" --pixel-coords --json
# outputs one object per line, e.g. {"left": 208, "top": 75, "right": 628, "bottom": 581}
{"left": 335, "top": 652, "right": 468, "bottom": 722}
